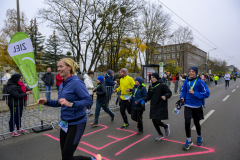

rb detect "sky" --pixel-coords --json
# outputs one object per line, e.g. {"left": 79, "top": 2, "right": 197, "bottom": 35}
{"left": 0, "top": 0, "right": 240, "bottom": 69}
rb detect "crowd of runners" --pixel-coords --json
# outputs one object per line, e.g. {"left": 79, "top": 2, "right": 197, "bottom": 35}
{"left": 2, "top": 57, "right": 238, "bottom": 160}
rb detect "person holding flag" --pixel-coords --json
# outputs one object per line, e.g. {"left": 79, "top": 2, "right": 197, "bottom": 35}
{"left": 180, "top": 66, "right": 210, "bottom": 150}
{"left": 38, "top": 58, "right": 102, "bottom": 160}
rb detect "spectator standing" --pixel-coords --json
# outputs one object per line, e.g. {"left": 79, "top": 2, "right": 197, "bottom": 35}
{"left": 84, "top": 70, "right": 95, "bottom": 116}
{"left": 1, "top": 70, "right": 11, "bottom": 100}
{"left": 213, "top": 74, "right": 219, "bottom": 86}
{"left": 105, "top": 70, "right": 117, "bottom": 104}
{"left": 41, "top": 68, "right": 54, "bottom": 100}
{"left": 56, "top": 73, "right": 63, "bottom": 91}
{"left": 7, "top": 74, "right": 32, "bottom": 136}
{"left": 77, "top": 71, "right": 84, "bottom": 81}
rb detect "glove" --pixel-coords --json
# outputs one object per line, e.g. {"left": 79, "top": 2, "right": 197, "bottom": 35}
{"left": 141, "top": 101, "right": 145, "bottom": 105}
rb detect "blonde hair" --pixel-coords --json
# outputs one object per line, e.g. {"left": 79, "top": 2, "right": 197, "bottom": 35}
{"left": 59, "top": 58, "right": 79, "bottom": 75}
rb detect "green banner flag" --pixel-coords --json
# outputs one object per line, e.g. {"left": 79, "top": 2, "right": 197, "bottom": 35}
{"left": 7, "top": 32, "right": 41, "bottom": 111}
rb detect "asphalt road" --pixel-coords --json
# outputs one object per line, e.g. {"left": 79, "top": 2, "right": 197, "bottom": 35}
{"left": 0, "top": 80, "right": 240, "bottom": 160}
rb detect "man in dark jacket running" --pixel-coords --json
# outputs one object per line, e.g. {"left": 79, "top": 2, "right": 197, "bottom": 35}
{"left": 142, "top": 73, "right": 172, "bottom": 141}
{"left": 41, "top": 68, "right": 54, "bottom": 100}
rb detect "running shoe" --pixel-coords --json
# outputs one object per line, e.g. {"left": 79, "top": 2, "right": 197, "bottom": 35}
{"left": 91, "top": 123, "right": 98, "bottom": 128}
{"left": 155, "top": 134, "right": 164, "bottom": 141}
{"left": 121, "top": 123, "right": 130, "bottom": 129}
{"left": 137, "top": 131, "right": 143, "bottom": 135}
{"left": 165, "top": 124, "right": 170, "bottom": 136}
{"left": 10, "top": 131, "right": 20, "bottom": 137}
{"left": 197, "top": 136, "right": 203, "bottom": 146}
{"left": 87, "top": 112, "right": 93, "bottom": 116}
{"left": 183, "top": 140, "right": 193, "bottom": 150}
{"left": 17, "top": 128, "right": 27, "bottom": 133}
{"left": 111, "top": 113, "right": 115, "bottom": 121}
{"left": 96, "top": 154, "right": 102, "bottom": 160}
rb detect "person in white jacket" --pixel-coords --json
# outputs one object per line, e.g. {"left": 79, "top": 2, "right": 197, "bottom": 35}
{"left": 1, "top": 70, "right": 11, "bottom": 100}
{"left": 224, "top": 72, "right": 230, "bottom": 89}
{"left": 84, "top": 70, "right": 95, "bottom": 115}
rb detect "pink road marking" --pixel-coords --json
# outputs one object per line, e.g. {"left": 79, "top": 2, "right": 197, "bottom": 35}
{"left": 107, "top": 135, "right": 121, "bottom": 140}
{"left": 44, "top": 134, "right": 110, "bottom": 160}
{"left": 82, "top": 123, "right": 108, "bottom": 137}
{"left": 115, "top": 135, "right": 151, "bottom": 156}
{"left": 80, "top": 128, "right": 137, "bottom": 150}
{"left": 136, "top": 138, "right": 215, "bottom": 160}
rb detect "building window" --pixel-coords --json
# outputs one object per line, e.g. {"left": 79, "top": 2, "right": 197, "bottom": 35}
{"left": 177, "top": 53, "right": 180, "bottom": 58}
{"left": 154, "top": 55, "right": 157, "bottom": 60}
{"left": 172, "top": 53, "right": 175, "bottom": 58}
{"left": 167, "top": 54, "right": 170, "bottom": 59}
{"left": 164, "top": 48, "right": 166, "bottom": 52}
{"left": 167, "top": 47, "right": 170, "bottom": 51}
{"left": 158, "top": 55, "right": 161, "bottom": 60}
{"left": 164, "top": 54, "right": 166, "bottom": 59}
{"left": 158, "top": 48, "right": 161, "bottom": 52}
{"left": 177, "top": 45, "right": 180, "bottom": 50}
{"left": 172, "top": 46, "right": 175, "bottom": 50}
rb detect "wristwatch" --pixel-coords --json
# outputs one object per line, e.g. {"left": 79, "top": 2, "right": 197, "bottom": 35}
{"left": 69, "top": 102, "right": 74, "bottom": 108}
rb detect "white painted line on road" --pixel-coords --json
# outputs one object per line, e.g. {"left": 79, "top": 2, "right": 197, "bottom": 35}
{"left": 237, "top": 86, "right": 239, "bottom": 88}
{"left": 232, "top": 89, "right": 236, "bottom": 92}
{"left": 222, "top": 95, "right": 230, "bottom": 101}
{"left": 192, "top": 110, "right": 215, "bottom": 130}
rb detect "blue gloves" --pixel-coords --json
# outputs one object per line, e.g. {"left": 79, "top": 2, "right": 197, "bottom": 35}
{"left": 141, "top": 101, "right": 145, "bottom": 105}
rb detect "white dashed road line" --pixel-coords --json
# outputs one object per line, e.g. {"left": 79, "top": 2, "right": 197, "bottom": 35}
{"left": 222, "top": 95, "right": 230, "bottom": 101}
{"left": 232, "top": 89, "right": 236, "bottom": 92}
{"left": 192, "top": 110, "right": 215, "bottom": 130}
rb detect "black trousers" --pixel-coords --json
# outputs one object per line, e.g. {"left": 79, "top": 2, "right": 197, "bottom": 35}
{"left": 131, "top": 109, "right": 143, "bottom": 132}
{"left": 107, "top": 94, "right": 112, "bottom": 103}
{"left": 152, "top": 119, "right": 168, "bottom": 136}
{"left": 119, "top": 99, "right": 132, "bottom": 124}
{"left": 225, "top": 80, "right": 230, "bottom": 87}
{"left": 87, "top": 95, "right": 93, "bottom": 110}
{"left": 184, "top": 106, "right": 203, "bottom": 138}
{"left": 60, "top": 122, "right": 91, "bottom": 160}
{"left": 214, "top": 81, "right": 218, "bottom": 85}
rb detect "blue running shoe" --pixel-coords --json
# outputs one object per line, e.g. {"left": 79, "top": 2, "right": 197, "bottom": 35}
{"left": 183, "top": 140, "right": 193, "bottom": 150}
{"left": 197, "top": 136, "right": 203, "bottom": 146}
{"left": 121, "top": 123, "right": 130, "bottom": 129}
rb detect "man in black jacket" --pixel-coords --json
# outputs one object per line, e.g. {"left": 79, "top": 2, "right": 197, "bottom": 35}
{"left": 91, "top": 76, "right": 115, "bottom": 127}
{"left": 41, "top": 68, "right": 54, "bottom": 100}
{"left": 142, "top": 73, "right": 172, "bottom": 141}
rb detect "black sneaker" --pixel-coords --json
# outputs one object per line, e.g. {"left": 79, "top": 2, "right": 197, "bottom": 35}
{"left": 197, "top": 136, "right": 203, "bottom": 146}
{"left": 91, "top": 123, "right": 98, "bottom": 128}
{"left": 137, "top": 131, "right": 143, "bottom": 135}
{"left": 183, "top": 140, "right": 193, "bottom": 150}
{"left": 111, "top": 113, "right": 115, "bottom": 122}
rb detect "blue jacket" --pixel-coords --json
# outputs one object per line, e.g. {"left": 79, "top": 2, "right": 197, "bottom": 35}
{"left": 105, "top": 74, "right": 116, "bottom": 94}
{"left": 180, "top": 78, "right": 210, "bottom": 108}
{"left": 130, "top": 84, "right": 148, "bottom": 111}
{"left": 45, "top": 76, "right": 93, "bottom": 125}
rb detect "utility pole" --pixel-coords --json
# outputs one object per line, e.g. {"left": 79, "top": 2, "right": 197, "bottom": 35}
{"left": 16, "top": 0, "right": 21, "bottom": 32}
{"left": 206, "top": 48, "right": 217, "bottom": 74}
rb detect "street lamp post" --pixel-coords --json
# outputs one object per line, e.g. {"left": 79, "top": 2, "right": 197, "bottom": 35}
{"left": 206, "top": 48, "right": 217, "bottom": 73}
{"left": 16, "top": 0, "right": 21, "bottom": 32}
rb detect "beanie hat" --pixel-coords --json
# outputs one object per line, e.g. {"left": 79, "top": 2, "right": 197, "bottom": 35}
{"left": 120, "top": 68, "right": 128, "bottom": 74}
{"left": 151, "top": 73, "right": 160, "bottom": 80}
{"left": 97, "top": 76, "right": 104, "bottom": 83}
{"left": 135, "top": 77, "right": 143, "bottom": 84}
{"left": 9, "top": 74, "right": 22, "bottom": 84}
{"left": 107, "top": 70, "right": 114, "bottom": 76}
{"left": 189, "top": 66, "right": 198, "bottom": 75}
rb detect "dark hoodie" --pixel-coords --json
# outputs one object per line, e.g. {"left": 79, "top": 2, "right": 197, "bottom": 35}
{"left": 7, "top": 74, "right": 27, "bottom": 107}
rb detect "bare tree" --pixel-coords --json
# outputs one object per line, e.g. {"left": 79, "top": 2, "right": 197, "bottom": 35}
{"left": 142, "top": 3, "right": 172, "bottom": 65}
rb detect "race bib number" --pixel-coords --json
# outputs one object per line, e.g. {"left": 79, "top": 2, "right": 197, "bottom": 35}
{"left": 124, "top": 94, "right": 131, "bottom": 100}
{"left": 58, "top": 120, "right": 68, "bottom": 133}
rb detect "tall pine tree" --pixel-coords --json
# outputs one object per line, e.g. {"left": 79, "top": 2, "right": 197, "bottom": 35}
{"left": 27, "top": 18, "right": 45, "bottom": 71}
{"left": 45, "top": 30, "right": 62, "bottom": 71}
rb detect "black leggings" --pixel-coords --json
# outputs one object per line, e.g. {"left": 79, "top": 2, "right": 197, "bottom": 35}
{"left": 152, "top": 119, "right": 168, "bottom": 136}
{"left": 60, "top": 122, "right": 91, "bottom": 160}
{"left": 185, "top": 118, "right": 201, "bottom": 138}
{"left": 87, "top": 95, "right": 93, "bottom": 110}
{"left": 225, "top": 80, "right": 229, "bottom": 87}
{"left": 119, "top": 99, "right": 132, "bottom": 124}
